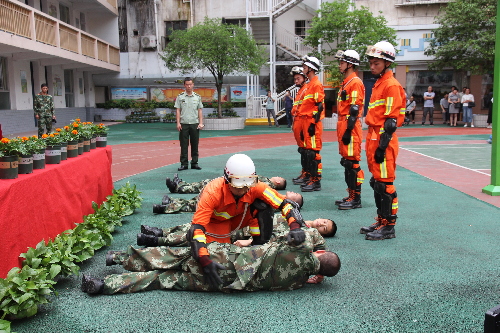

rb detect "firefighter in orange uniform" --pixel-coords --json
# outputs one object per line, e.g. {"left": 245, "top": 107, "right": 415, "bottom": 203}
{"left": 297, "top": 56, "right": 325, "bottom": 192}
{"left": 290, "top": 66, "right": 310, "bottom": 186}
{"left": 360, "top": 41, "right": 406, "bottom": 241}
{"left": 334, "top": 50, "right": 365, "bottom": 210}
{"left": 187, "top": 154, "right": 307, "bottom": 287}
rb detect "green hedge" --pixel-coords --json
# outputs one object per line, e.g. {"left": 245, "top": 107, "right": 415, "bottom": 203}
{"left": 0, "top": 183, "right": 142, "bottom": 332}
{"left": 96, "top": 100, "right": 246, "bottom": 110}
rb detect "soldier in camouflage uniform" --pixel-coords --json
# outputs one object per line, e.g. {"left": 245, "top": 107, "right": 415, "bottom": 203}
{"left": 166, "top": 175, "right": 286, "bottom": 194}
{"left": 33, "top": 83, "right": 56, "bottom": 138}
{"left": 140, "top": 213, "right": 334, "bottom": 248}
{"left": 81, "top": 232, "right": 340, "bottom": 294}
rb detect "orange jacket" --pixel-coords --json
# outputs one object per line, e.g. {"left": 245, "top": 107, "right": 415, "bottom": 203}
{"left": 192, "top": 177, "right": 289, "bottom": 244}
{"left": 337, "top": 72, "right": 365, "bottom": 117}
{"left": 365, "top": 70, "right": 406, "bottom": 128}
{"left": 291, "top": 84, "right": 308, "bottom": 117}
{"left": 297, "top": 76, "right": 325, "bottom": 120}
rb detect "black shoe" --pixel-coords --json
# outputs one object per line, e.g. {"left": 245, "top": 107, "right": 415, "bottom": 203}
{"left": 166, "top": 173, "right": 182, "bottom": 193}
{"left": 301, "top": 181, "right": 321, "bottom": 192}
{"left": 191, "top": 164, "right": 202, "bottom": 170}
{"left": 141, "top": 225, "right": 164, "bottom": 237}
{"left": 137, "top": 233, "right": 159, "bottom": 246}
{"left": 338, "top": 199, "right": 362, "bottom": 210}
{"left": 153, "top": 204, "right": 166, "bottom": 214}
{"left": 178, "top": 165, "right": 188, "bottom": 171}
{"left": 365, "top": 224, "right": 395, "bottom": 240}
{"left": 81, "top": 274, "right": 104, "bottom": 294}
{"left": 360, "top": 216, "right": 382, "bottom": 234}
{"left": 106, "top": 251, "right": 118, "bottom": 266}
{"left": 161, "top": 195, "right": 172, "bottom": 205}
{"left": 335, "top": 197, "right": 348, "bottom": 205}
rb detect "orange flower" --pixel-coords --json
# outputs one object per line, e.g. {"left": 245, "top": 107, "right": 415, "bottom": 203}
{"left": 42, "top": 134, "right": 49, "bottom": 138}
{"left": 56, "top": 128, "right": 61, "bottom": 132}
{"left": 75, "top": 118, "right": 81, "bottom": 122}
{"left": 64, "top": 126, "right": 70, "bottom": 130}
{"left": 22, "top": 137, "right": 29, "bottom": 141}
{"left": 72, "top": 130, "right": 78, "bottom": 135}
{"left": 32, "top": 135, "right": 37, "bottom": 138}
{"left": 49, "top": 134, "right": 55, "bottom": 137}
{"left": 1, "top": 138, "right": 10, "bottom": 143}
{"left": 73, "top": 123, "right": 79, "bottom": 128}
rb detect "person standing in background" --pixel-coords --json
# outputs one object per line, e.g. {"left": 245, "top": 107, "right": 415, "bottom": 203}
{"left": 284, "top": 90, "right": 293, "bottom": 128}
{"left": 440, "top": 93, "right": 450, "bottom": 125}
{"left": 461, "top": 88, "right": 475, "bottom": 127}
{"left": 33, "top": 83, "right": 56, "bottom": 138}
{"left": 422, "top": 86, "right": 435, "bottom": 125}
{"left": 175, "top": 77, "right": 204, "bottom": 171}
{"left": 266, "top": 90, "right": 279, "bottom": 127}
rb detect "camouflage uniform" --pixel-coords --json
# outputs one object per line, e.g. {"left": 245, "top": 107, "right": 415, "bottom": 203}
{"left": 155, "top": 214, "right": 325, "bottom": 250}
{"left": 103, "top": 232, "right": 320, "bottom": 294}
{"left": 33, "top": 94, "right": 55, "bottom": 138}
{"left": 175, "top": 176, "right": 276, "bottom": 194}
{"left": 160, "top": 176, "right": 277, "bottom": 214}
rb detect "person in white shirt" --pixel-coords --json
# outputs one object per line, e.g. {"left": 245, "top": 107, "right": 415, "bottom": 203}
{"left": 406, "top": 95, "right": 416, "bottom": 124}
{"left": 461, "top": 87, "right": 475, "bottom": 127}
{"left": 422, "top": 86, "right": 435, "bottom": 125}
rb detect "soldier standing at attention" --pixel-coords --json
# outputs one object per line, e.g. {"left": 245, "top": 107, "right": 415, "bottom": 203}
{"left": 333, "top": 50, "right": 365, "bottom": 210}
{"left": 175, "top": 77, "right": 204, "bottom": 171}
{"left": 361, "top": 41, "right": 406, "bottom": 241}
{"left": 33, "top": 83, "right": 56, "bottom": 138}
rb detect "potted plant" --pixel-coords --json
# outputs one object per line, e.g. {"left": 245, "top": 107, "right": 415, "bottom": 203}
{"left": 0, "top": 137, "right": 27, "bottom": 179}
{"left": 22, "top": 136, "right": 47, "bottom": 170}
{"left": 94, "top": 123, "right": 109, "bottom": 148}
{"left": 41, "top": 133, "right": 63, "bottom": 164}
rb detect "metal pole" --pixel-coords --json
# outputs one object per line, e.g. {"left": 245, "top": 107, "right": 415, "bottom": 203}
{"left": 482, "top": 1, "right": 500, "bottom": 196}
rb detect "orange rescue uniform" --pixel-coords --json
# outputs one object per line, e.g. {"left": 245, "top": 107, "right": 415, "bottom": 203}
{"left": 337, "top": 72, "right": 365, "bottom": 161}
{"left": 192, "top": 177, "right": 295, "bottom": 246}
{"left": 296, "top": 76, "right": 325, "bottom": 151}
{"left": 292, "top": 84, "right": 308, "bottom": 147}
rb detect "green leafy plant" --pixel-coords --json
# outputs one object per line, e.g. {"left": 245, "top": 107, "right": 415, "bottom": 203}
{"left": 0, "top": 137, "right": 29, "bottom": 157}
{"left": 20, "top": 136, "right": 46, "bottom": 154}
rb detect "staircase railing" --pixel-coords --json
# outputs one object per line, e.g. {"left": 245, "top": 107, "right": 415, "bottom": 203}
{"left": 247, "top": 85, "right": 298, "bottom": 119}
{"left": 275, "top": 24, "right": 314, "bottom": 59}
{"left": 247, "top": 0, "right": 303, "bottom": 17}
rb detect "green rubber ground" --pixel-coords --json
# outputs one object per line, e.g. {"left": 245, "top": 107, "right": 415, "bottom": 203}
{"left": 11, "top": 124, "right": 499, "bottom": 333}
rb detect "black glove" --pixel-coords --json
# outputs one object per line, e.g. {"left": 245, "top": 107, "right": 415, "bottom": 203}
{"left": 308, "top": 123, "right": 315, "bottom": 137}
{"left": 341, "top": 129, "right": 352, "bottom": 145}
{"left": 52, "top": 118, "right": 57, "bottom": 123}
{"left": 374, "top": 147, "right": 385, "bottom": 164}
{"left": 287, "top": 222, "right": 306, "bottom": 246}
{"left": 202, "top": 260, "right": 226, "bottom": 289}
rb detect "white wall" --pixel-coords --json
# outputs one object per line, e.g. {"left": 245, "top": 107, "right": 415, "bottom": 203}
{"left": 11, "top": 61, "right": 33, "bottom": 111}
{"left": 86, "top": 15, "right": 119, "bottom": 46}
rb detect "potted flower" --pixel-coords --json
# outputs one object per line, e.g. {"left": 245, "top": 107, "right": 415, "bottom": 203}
{"left": 41, "top": 133, "right": 63, "bottom": 164}
{"left": 22, "top": 136, "right": 47, "bottom": 170}
{"left": 94, "top": 123, "right": 109, "bottom": 147}
{"left": 0, "top": 137, "right": 27, "bottom": 179}
{"left": 59, "top": 126, "right": 78, "bottom": 158}
{"left": 79, "top": 122, "right": 93, "bottom": 152}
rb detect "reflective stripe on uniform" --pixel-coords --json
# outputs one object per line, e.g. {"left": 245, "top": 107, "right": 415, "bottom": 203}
{"left": 263, "top": 188, "right": 282, "bottom": 207}
{"left": 379, "top": 159, "right": 388, "bottom": 178}
{"left": 249, "top": 226, "right": 260, "bottom": 236}
{"left": 213, "top": 211, "right": 233, "bottom": 219}
{"left": 351, "top": 90, "right": 358, "bottom": 104}
{"left": 385, "top": 97, "right": 394, "bottom": 115}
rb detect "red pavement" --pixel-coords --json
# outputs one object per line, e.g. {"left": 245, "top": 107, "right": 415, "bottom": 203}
{"left": 111, "top": 126, "right": 500, "bottom": 208}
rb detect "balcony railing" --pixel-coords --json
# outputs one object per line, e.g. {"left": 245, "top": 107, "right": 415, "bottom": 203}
{"left": 0, "top": 0, "right": 119, "bottom": 67}
{"left": 248, "top": 0, "right": 300, "bottom": 16}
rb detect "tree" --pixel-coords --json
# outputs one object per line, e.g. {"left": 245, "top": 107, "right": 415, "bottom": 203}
{"left": 305, "top": 0, "right": 397, "bottom": 87}
{"left": 161, "top": 17, "right": 267, "bottom": 118}
{"left": 424, "top": 0, "right": 496, "bottom": 75}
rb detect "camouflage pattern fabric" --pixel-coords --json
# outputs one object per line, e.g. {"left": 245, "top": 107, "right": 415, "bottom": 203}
{"left": 175, "top": 176, "right": 275, "bottom": 194}
{"left": 161, "top": 197, "right": 199, "bottom": 214}
{"left": 103, "top": 233, "right": 319, "bottom": 294}
{"left": 33, "top": 94, "right": 54, "bottom": 137}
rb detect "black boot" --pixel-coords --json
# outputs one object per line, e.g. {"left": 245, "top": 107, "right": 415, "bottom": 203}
{"left": 165, "top": 173, "right": 181, "bottom": 193}
{"left": 292, "top": 171, "right": 309, "bottom": 185}
{"left": 365, "top": 223, "right": 396, "bottom": 240}
{"left": 360, "top": 215, "right": 382, "bottom": 234}
{"left": 152, "top": 204, "right": 166, "bottom": 214}
{"left": 81, "top": 274, "right": 104, "bottom": 294}
{"left": 137, "top": 233, "right": 158, "bottom": 246}
{"left": 338, "top": 190, "right": 361, "bottom": 210}
{"left": 141, "top": 225, "right": 164, "bottom": 237}
{"left": 301, "top": 179, "right": 321, "bottom": 192}
{"left": 335, "top": 188, "right": 350, "bottom": 206}
{"left": 161, "top": 195, "right": 172, "bottom": 205}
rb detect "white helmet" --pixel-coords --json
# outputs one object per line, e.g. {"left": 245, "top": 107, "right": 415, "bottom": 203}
{"left": 224, "top": 154, "right": 257, "bottom": 188}
{"left": 365, "top": 41, "right": 396, "bottom": 63}
{"left": 290, "top": 66, "right": 307, "bottom": 78}
{"left": 335, "top": 50, "right": 360, "bottom": 66}
{"left": 302, "top": 56, "right": 320, "bottom": 71}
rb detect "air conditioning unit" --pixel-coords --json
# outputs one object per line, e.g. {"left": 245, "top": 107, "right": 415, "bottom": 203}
{"left": 141, "top": 35, "right": 157, "bottom": 49}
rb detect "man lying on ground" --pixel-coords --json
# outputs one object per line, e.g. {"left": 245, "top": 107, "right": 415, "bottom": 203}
{"left": 81, "top": 232, "right": 340, "bottom": 294}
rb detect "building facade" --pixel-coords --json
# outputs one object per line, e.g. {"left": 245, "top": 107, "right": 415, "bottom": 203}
{"left": 0, "top": 0, "right": 120, "bottom": 136}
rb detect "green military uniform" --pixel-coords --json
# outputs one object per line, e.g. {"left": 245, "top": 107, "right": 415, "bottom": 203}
{"left": 103, "top": 232, "right": 320, "bottom": 293}
{"left": 160, "top": 176, "right": 277, "bottom": 214}
{"left": 174, "top": 176, "right": 276, "bottom": 194}
{"left": 175, "top": 91, "right": 203, "bottom": 168}
{"left": 154, "top": 214, "right": 325, "bottom": 250}
{"left": 33, "top": 93, "right": 55, "bottom": 138}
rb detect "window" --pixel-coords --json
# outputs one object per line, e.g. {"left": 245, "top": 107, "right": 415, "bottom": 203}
{"left": 295, "top": 20, "right": 306, "bottom": 38}
{"left": 0, "top": 57, "right": 10, "bottom": 110}
{"left": 223, "top": 18, "right": 246, "bottom": 26}
{"left": 64, "top": 69, "right": 74, "bottom": 107}
{"left": 80, "top": 12, "right": 86, "bottom": 31}
{"left": 59, "top": 4, "right": 70, "bottom": 24}
{"left": 401, "top": 39, "right": 411, "bottom": 46}
{"left": 164, "top": 20, "right": 188, "bottom": 43}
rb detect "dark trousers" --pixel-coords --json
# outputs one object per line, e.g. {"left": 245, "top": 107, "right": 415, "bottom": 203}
{"left": 422, "top": 107, "right": 434, "bottom": 125}
{"left": 179, "top": 123, "right": 199, "bottom": 166}
{"left": 285, "top": 108, "right": 292, "bottom": 127}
